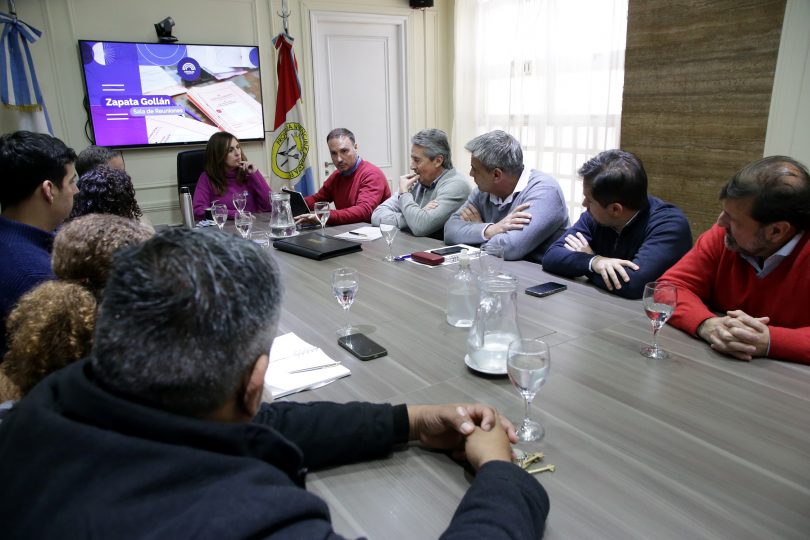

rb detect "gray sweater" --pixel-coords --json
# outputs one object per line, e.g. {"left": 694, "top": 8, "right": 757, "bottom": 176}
{"left": 371, "top": 168, "right": 470, "bottom": 237}
{"left": 443, "top": 169, "right": 569, "bottom": 262}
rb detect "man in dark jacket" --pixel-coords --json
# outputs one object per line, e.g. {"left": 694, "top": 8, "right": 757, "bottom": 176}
{"left": 542, "top": 149, "right": 692, "bottom": 299}
{"left": 0, "top": 228, "right": 549, "bottom": 539}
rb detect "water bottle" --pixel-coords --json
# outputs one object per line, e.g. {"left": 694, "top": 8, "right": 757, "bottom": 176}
{"left": 446, "top": 249, "right": 477, "bottom": 327}
{"left": 180, "top": 187, "right": 194, "bottom": 228}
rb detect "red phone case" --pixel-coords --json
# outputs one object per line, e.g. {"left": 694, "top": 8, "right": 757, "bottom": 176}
{"left": 411, "top": 251, "right": 445, "bottom": 266}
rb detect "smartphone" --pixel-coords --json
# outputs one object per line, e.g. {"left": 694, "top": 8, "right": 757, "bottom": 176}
{"left": 431, "top": 245, "right": 465, "bottom": 256}
{"left": 338, "top": 333, "right": 388, "bottom": 361}
{"left": 525, "top": 282, "right": 567, "bottom": 298}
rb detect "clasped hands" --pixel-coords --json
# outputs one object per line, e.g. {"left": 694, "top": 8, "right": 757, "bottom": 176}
{"left": 564, "top": 232, "right": 639, "bottom": 291}
{"left": 697, "top": 310, "right": 770, "bottom": 361}
{"left": 407, "top": 403, "right": 517, "bottom": 471}
{"left": 460, "top": 203, "right": 532, "bottom": 240}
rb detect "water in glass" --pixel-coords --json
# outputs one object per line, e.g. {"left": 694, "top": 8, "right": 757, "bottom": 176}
{"left": 507, "top": 338, "right": 550, "bottom": 442}
{"left": 380, "top": 219, "right": 398, "bottom": 261}
{"left": 331, "top": 268, "right": 358, "bottom": 336}
{"left": 235, "top": 212, "right": 254, "bottom": 239}
{"left": 211, "top": 203, "right": 228, "bottom": 230}
{"left": 314, "top": 202, "right": 330, "bottom": 230}
{"left": 233, "top": 191, "right": 248, "bottom": 214}
{"left": 640, "top": 281, "right": 677, "bottom": 359}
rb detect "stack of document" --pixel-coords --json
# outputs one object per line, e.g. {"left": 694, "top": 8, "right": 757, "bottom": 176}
{"left": 266, "top": 332, "right": 350, "bottom": 399}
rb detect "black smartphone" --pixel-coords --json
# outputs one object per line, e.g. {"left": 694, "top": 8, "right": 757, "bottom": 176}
{"left": 525, "top": 282, "right": 568, "bottom": 298}
{"left": 338, "top": 333, "right": 388, "bottom": 361}
{"left": 431, "top": 245, "right": 464, "bottom": 256}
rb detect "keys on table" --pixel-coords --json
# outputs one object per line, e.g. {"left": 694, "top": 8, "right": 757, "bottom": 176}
{"left": 513, "top": 450, "right": 556, "bottom": 475}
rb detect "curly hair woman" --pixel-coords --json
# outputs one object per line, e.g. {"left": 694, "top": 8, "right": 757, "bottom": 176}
{"left": 69, "top": 165, "right": 143, "bottom": 220}
{"left": 0, "top": 281, "right": 96, "bottom": 402}
{"left": 192, "top": 131, "right": 272, "bottom": 219}
{"left": 52, "top": 213, "right": 154, "bottom": 296}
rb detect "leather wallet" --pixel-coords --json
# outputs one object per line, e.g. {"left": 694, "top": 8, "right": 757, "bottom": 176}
{"left": 411, "top": 251, "right": 445, "bottom": 266}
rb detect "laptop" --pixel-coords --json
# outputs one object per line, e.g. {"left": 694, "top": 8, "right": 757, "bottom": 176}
{"left": 282, "top": 188, "right": 312, "bottom": 217}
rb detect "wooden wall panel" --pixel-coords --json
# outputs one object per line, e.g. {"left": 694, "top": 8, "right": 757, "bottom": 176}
{"left": 621, "top": 0, "right": 785, "bottom": 237}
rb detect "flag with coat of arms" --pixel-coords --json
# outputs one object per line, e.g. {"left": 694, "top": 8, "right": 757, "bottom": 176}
{"left": 269, "top": 33, "right": 314, "bottom": 195}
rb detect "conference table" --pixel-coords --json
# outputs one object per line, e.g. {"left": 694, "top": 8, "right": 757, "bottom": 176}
{"left": 250, "top": 220, "right": 809, "bottom": 540}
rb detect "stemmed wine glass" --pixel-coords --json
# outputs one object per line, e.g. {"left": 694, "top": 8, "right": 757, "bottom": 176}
{"left": 379, "top": 217, "right": 398, "bottom": 262}
{"left": 332, "top": 268, "right": 359, "bottom": 336}
{"left": 235, "top": 211, "right": 254, "bottom": 239}
{"left": 233, "top": 191, "right": 248, "bottom": 214}
{"left": 507, "top": 338, "right": 550, "bottom": 442}
{"left": 640, "top": 281, "right": 678, "bottom": 359}
{"left": 211, "top": 202, "right": 228, "bottom": 231}
{"left": 314, "top": 201, "right": 330, "bottom": 233}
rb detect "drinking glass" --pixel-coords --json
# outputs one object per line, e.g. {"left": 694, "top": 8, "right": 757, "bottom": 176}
{"left": 233, "top": 191, "right": 248, "bottom": 214}
{"left": 379, "top": 218, "right": 399, "bottom": 262}
{"left": 314, "top": 201, "right": 331, "bottom": 232}
{"left": 332, "top": 267, "right": 359, "bottom": 336}
{"left": 507, "top": 338, "right": 550, "bottom": 442}
{"left": 211, "top": 203, "right": 228, "bottom": 231}
{"left": 479, "top": 243, "right": 504, "bottom": 276}
{"left": 235, "top": 211, "right": 254, "bottom": 239}
{"left": 640, "top": 281, "right": 678, "bottom": 359}
{"left": 249, "top": 230, "right": 270, "bottom": 249}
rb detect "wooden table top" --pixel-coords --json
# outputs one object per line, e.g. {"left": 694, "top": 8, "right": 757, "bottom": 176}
{"left": 252, "top": 221, "right": 810, "bottom": 540}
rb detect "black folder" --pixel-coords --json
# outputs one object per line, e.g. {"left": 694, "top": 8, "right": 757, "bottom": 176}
{"left": 273, "top": 232, "right": 362, "bottom": 260}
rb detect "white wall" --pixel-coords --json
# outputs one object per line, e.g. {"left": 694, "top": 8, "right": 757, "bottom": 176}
{"left": 17, "top": 0, "right": 454, "bottom": 225}
{"left": 764, "top": 0, "right": 810, "bottom": 166}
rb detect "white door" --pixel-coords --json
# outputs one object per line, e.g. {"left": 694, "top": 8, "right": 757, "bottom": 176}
{"left": 310, "top": 11, "right": 408, "bottom": 191}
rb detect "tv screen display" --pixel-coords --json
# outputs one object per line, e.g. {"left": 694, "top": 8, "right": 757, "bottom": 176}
{"left": 78, "top": 40, "right": 266, "bottom": 148}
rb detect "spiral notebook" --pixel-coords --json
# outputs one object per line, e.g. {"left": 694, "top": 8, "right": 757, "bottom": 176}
{"left": 273, "top": 232, "right": 362, "bottom": 260}
{"left": 265, "top": 332, "right": 351, "bottom": 399}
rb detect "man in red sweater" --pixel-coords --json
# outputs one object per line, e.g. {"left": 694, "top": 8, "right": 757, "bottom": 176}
{"left": 296, "top": 128, "right": 391, "bottom": 226}
{"left": 662, "top": 156, "right": 810, "bottom": 363}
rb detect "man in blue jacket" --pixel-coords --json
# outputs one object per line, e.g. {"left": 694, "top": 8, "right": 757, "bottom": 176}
{"left": 0, "top": 228, "right": 549, "bottom": 539}
{"left": 542, "top": 150, "right": 692, "bottom": 299}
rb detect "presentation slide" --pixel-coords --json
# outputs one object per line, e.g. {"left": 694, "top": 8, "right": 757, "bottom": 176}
{"left": 79, "top": 41, "right": 265, "bottom": 148}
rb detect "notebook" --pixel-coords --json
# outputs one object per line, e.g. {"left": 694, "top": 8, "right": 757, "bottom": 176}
{"left": 265, "top": 332, "right": 351, "bottom": 399}
{"left": 273, "top": 232, "right": 362, "bottom": 260}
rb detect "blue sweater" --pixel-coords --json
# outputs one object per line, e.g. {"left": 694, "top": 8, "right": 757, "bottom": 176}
{"left": 443, "top": 169, "right": 569, "bottom": 262}
{"left": 542, "top": 196, "right": 692, "bottom": 299}
{"left": 0, "top": 216, "right": 55, "bottom": 355}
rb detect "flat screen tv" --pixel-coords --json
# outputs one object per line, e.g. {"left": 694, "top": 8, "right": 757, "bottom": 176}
{"left": 78, "top": 40, "right": 266, "bottom": 149}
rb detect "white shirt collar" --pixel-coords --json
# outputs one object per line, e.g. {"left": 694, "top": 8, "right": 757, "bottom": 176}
{"left": 489, "top": 167, "right": 530, "bottom": 208}
{"left": 740, "top": 232, "right": 804, "bottom": 278}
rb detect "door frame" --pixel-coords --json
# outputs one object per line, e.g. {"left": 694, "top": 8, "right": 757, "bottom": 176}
{"left": 309, "top": 10, "right": 410, "bottom": 188}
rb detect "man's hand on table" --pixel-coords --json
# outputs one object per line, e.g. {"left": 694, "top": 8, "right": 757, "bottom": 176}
{"left": 407, "top": 403, "right": 516, "bottom": 469}
{"left": 590, "top": 255, "right": 639, "bottom": 291}
{"left": 697, "top": 311, "right": 770, "bottom": 361}
{"left": 294, "top": 213, "right": 321, "bottom": 225}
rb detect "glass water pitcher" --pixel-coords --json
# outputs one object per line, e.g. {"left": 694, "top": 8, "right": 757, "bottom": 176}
{"left": 465, "top": 273, "right": 521, "bottom": 374}
{"left": 270, "top": 192, "right": 296, "bottom": 237}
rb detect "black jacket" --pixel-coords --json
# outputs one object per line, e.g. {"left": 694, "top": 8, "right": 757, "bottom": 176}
{"left": 0, "top": 359, "right": 548, "bottom": 538}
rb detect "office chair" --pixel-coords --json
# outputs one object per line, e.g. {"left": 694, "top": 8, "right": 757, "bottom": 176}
{"left": 176, "top": 149, "right": 206, "bottom": 197}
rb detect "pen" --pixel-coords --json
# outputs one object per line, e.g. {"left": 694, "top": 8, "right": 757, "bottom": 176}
{"left": 289, "top": 362, "right": 342, "bottom": 374}
{"left": 348, "top": 231, "right": 367, "bottom": 237}
{"left": 394, "top": 254, "right": 412, "bottom": 262}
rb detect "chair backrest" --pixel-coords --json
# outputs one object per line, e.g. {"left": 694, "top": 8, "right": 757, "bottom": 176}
{"left": 176, "top": 149, "right": 206, "bottom": 197}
